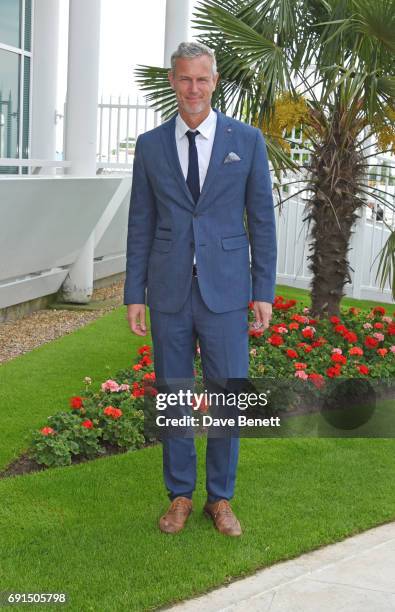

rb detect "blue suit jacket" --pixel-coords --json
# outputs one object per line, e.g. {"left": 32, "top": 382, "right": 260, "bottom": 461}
{"left": 123, "top": 108, "right": 277, "bottom": 313}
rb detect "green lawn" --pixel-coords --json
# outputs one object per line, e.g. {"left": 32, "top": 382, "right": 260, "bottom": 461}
{"left": 0, "top": 285, "right": 394, "bottom": 611}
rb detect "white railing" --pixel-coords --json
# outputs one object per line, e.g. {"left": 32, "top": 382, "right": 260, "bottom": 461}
{"left": 0, "top": 158, "right": 71, "bottom": 174}
{"left": 96, "top": 95, "right": 161, "bottom": 173}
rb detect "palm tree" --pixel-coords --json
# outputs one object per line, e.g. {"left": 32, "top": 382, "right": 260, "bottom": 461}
{"left": 136, "top": 0, "right": 395, "bottom": 317}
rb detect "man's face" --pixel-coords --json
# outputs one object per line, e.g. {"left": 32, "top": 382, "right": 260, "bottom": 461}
{"left": 168, "top": 55, "right": 219, "bottom": 116}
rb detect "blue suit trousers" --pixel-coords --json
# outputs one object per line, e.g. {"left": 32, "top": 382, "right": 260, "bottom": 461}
{"left": 150, "top": 276, "right": 249, "bottom": 503}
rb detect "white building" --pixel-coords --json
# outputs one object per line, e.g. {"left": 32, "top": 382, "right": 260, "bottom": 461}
{"left": 0, "top": 0, "right": 190, "bottom": 321}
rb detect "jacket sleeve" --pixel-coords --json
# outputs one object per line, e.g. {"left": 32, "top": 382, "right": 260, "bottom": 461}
{"left": 123, "top": 135, "right": 157, "bottom": 305}
{"left": 245, "top": 128, "right": 277, "bottom": 303}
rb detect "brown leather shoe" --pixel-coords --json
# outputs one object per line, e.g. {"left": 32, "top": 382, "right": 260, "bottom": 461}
{"left": 159, "top": 496, "right": 193, "bottom": 534}
{"left": 203, "top": 499, "right": 242, "bottom": 536}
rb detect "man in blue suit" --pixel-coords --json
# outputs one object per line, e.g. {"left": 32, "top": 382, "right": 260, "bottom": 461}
{"left": 124, "top": 42, "right": 277, "bottom": 536}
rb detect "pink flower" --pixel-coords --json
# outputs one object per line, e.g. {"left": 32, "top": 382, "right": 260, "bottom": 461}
{"left": 250, "top": 348, "right": 257, "bottom": 356}
{"left": 363, "top": 323, "right": 373, "bottom": 330}
{"left": 295, "top": 370, "right": 308, "bottom": 380}
{"left": 390, "top": 346, "right": 395, "bottom": 353}
{"left": 332, "top": 348, "right": 342, "bottom": 354}
{"left": 101, "top": 379, "right": 120, "bottom": 393}
{"left": 118, "top": 383, "right": 130, "bottom": 392}
{"left": 373, "top": 332, "right": 384, "bottom": 342}
{"left": 303, "top": 307, "right": 310, "bottom": 314}
{"left": 382, "top": 316, "right": 392, "bottom": 324}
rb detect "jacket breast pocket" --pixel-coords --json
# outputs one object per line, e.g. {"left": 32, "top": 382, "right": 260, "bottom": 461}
{"left": 221, "top": 234, "right": 249, "bottom": 250}
{"left": 151, "top": 237, "right": 172, "bottom": 253}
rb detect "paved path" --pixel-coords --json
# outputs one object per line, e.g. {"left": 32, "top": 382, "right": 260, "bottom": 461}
{"left": 167, "top": 521, "right": 395, "bottom": 611}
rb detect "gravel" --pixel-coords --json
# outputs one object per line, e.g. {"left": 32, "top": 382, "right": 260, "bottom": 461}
{"left": 0, "top": 280, "right": 125, "bottom": 365}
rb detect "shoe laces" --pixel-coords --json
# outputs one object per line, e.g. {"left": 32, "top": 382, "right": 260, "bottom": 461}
{"left": 215, "top": 500, "right": 233, "bottom": 517}
{"left": 169, "top": 497, "right": 190, "bottom": 514}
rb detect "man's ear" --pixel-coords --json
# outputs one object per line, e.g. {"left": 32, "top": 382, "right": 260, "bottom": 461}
{"left": 168, "top": 70, "right": 175, "bottom": 90}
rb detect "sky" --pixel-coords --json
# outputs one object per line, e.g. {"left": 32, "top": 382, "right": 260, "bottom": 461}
{"left": 57, "top": 0, "right": 198, "bottom": 107}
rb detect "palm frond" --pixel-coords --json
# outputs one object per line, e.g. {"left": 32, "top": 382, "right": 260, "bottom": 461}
{"left": 374, "top": 228, "right": 395, "bottom": 299}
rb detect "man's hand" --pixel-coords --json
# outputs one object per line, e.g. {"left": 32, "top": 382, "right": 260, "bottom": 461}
{"left": 126, "top": 304, "right": 147, "bottom": 336}
{"left": 250, "top": 301, "right": 272, "bottom": 332}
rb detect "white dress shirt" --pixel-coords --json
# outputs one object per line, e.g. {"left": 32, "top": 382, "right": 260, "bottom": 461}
{"left": 175, "top": 108, "right": 217, "bottom": 265}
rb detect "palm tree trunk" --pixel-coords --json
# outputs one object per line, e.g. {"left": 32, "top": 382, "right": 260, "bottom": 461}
{"left": 306, "top": 115, "right": 364, "bottom": 317}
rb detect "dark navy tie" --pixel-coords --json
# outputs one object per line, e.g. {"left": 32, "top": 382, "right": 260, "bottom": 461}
{"left": 186, "top": 130, "right": 200, "bottom": 204}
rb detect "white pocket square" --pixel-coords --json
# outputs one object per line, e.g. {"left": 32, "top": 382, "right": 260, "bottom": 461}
{"left": 223, "top": 152, "right": 241, "bottom": 164}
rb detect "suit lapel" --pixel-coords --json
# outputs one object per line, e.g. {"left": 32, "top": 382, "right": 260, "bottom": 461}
{"left": 196, "top": 109, "right": 232, "bottom": 210}
{"left": 160, "top": 115, "right": 195, "bottom": 211}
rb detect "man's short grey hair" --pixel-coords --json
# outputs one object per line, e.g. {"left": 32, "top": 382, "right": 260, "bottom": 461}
{"left": 170, "top": 42, "right": 217, "bottom": 76}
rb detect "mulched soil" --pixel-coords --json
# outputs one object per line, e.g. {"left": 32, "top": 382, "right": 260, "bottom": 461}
{"left": 0, "top": 440, "right": 158, "bottom": 481}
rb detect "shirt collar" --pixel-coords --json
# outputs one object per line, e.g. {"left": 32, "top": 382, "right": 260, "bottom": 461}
{"left": 175, "top": 108, "right": 217, "bottom": 141}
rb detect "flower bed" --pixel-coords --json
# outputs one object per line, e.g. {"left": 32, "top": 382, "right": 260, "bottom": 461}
{"left": 2, "top": 297, "right": 395, "bottom": 477}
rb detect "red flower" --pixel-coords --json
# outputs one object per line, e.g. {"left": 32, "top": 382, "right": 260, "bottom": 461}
{"left": 330, "top": 316, "right": 341, "bottom": 324}
{"left": 387, "top": 324, "right": 395, "bottom": 336}
{"left": 326, "top": 365, "right": 342, "bottom": 378}
{"left": 132, "top": 386, "right": 145, "bottom": 397}
{"left": 248, "top": 301, "right": 254, "bottom": 310}
{"left": 308, "top": 373, "right": 325, "bottom": 389}
{"left": 331, "top": 353, "right": 347, "bottom": 365}
{"left": 372, "top": 306, "right": 386, "bottom": 315}
{"left": 377, "top": 348, "right": 388, "bottom": 357}
{"left": 133, "top": 364, "right": 143, "bottom": 371}
{"left": 301, "top": 327, "right": 315, "bottom": 338}
{"left": 143, "top": 371, "right": 156, "bottom": 380}
{"left": 81, "top": 419, "right": 94, "bottom": 429}
{"left": 288, "top": 322, "right": 299, "bottom": 330}
{"left": 344, "top": 331, "right": 358, "bottom": 343}
{"left": 140, "top": 355, "right": 153, "bottom": 366}
{"left": 249, "top": 329, "right": 263, "bottom": 338}
{"left": 70, "top": 396, "right": 83, "bottom": 409}
{"left": 294, "top": 362, "right": 307, "bottom": 370}
{"left": 349, "top": 346, "right": 363, "bottom": 356}
{"left": 303, "top": 345, "right": 313, "bottom": 353}
{"left": 273, "top": 296, "right": 297, "bottom": 310}
{"left": 286, "top": 349, "right": 298, "bottom": 359}
{"left": 365, "top": 336, "right": 379, "bottom": 349}
{"left": 103, "top": 406, "right": 123, "bottom": 419}
{"left": 334, "top": 324, "right": 347, "bottom": 335}
{"left": 357, "top": 364, "right": 370, "bottom": 375}
{"left": 374, "top": 322, "right": 384, "bottom": 329}
{"left": 272, "top": 323, "right": 288, "bottom": 333}
{"left": 349, "top": 307, "right": 360, "bottom": 315}
{"left": 40, "top": 426, "right": 55, "bottom": 436}
{"left": 268, "top": 334, "right": 284, "bottom": 346}
{"left": 138, "top": 345, "right": 151, "bottom": 355}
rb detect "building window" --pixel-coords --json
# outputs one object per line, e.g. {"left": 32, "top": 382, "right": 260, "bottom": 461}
{"left": 0, "top": 0, "right": 32, "bottom": 174}
{"left": 0, "top": 0, "right": 22, "bottom": 49}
